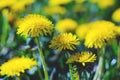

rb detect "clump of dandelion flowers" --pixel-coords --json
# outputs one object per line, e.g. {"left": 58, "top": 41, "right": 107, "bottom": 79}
{"left": 76, "top": 23, "right": 90, "bottom": 40}
{"left": 0, "top": 0, "right": 15, "bottom": 9}
{"left": 56, "top": 18, "right": 77, "bottom": 33}
{"left": 44, "top": 6, "right": 66, "bottom": 15}
{"left": 49, "top": 33, "right": 79, "bottom": 51}
{"left": 49, "top": 0, "right": 72, "bottom": 6}
{"left": 84, "top": 20, "right": 117, "bottom": 48}
{"left": 0, "top": 57, "right": 37, "bottom": 77}
{"left": 11, "top": 0, "right": 35, "bottom": 12}
{"left": 89, "top": 0, "right": 115, "bottom": 9}
{"left": 0, "top": 0, "right": 35, "bottom": 12}
{"left": 17, "top": 14, "right": 53, "bottom": 37}
{"left": 66, "top": 51, "right": 96, "bottom": 66}
{"left": 112, "top": 8, "right": 120, "bottom": 22}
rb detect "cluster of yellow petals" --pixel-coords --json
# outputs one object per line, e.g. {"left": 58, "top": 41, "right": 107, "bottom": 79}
{"left": 0, "top": 0, "right": 16, "bottom": 9}
{"left": 89, "top": 0, "right": 115, "bottom": 9}
{"left": 0, "top": 0, "right": 35, "bottom": 12}
{"left": 49, "top": 33, "right": 79, "bottom": 51}
{"left": 84, "top": 20, "right": 117, "bottom": 48}
{"left": 17, "top": 14, "right": 53, "bottom": 37}
{"left": 112, "top": 8, "right": 120, "bottom": 22}
{"left": 0, "top": 57, "right": 37, "bottom": 76}
{"left": 49, "top": 0, "right": 72, "bottom": 6}
{"left": 44, "top": 6, "right": 66, "bottom": 15}
{"left": 76, "top": 20, "right": 118, "bottom": 48}
{"left": 66, "top": 51, "right": 96, "bottom": 66}
{"left": 11, "top": 0, "right": 35, "bottom": 12}
{"left": 76, "top": 23, "right": 90, "bottom": 40}
{"left": 56, "top": 19, "right": 77, "bottom": 33}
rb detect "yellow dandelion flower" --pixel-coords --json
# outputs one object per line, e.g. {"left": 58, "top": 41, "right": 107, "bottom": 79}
{"left": 44, "top": 6, "right": 66, "bottom": 15}
{"left": 66, "top": 51, "right": 96, "bottom": 66}
{"left": 97, "top": 0, "right": 115, "bottom": 9}
{"left": 17, "top": 14, "right": 53, "bottom": 37}
{"left": 76, "top": 23, "right": 90, "bottom": 40}
{"left": 0, "top": 0, "right": 16, "bottom": 9}
{"left": 115, "top": 26, "right": 120, "bottom": 36}
{"left": 49, "top": 0, "right": 72, "bottom": 6}
{"left": 89, "top": 0, "right": 115, "bottom": 9}
{"left": 84, "top": 20, "right": 117, "bottom": 48}
{"left": 49, "top": 33, "right": 79, "bottom": 51}
{"left": 0, "top": 0, "right": 34, "bottom": 12}
{"left": 112, "top": 8, "right": 120, "bottom": 22}
{"left": 0, "top": 57, "right": 37, "bottom": 77}
{"left": 11, "top": 0, "right": 35, "bottom": 12}
{"left": 56, "top": 19, "right": 77, "bottom": 33}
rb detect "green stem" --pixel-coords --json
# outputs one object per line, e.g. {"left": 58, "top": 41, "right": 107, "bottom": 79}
{"left": 93, "top": 56, "right": 103, "bottom": 80}
{"left": 37, "top": 66, "right": 44, "bottom": 80}
{"left": 83, "top": 71, "right": 87, "bottom": 80}
{"left": 65, "top": 53, "right": 74, "bottom": 80}
{"left": 32, "top": 53, "right": 43, "bottom": 80}
{"left": 66, "top": 53, "right": 79, "bottom": 80}
{"left": 36, "top": 37, "right": 49, "bottom": 80}
{"left": 1, "top": 10, "right": 10, "bottom": 47}
{"left": 69, "top": 64, "right": 74, "bottom": 80}
{"left": 117, "top": 41, "right": 120, "bottom": 69}
{"left": 93, "top": 47, "right": 105, "bottom": 80}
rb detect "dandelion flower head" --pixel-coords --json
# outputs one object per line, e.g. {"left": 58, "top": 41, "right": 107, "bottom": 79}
{"left": 84, "top": 20, "right": 117, "bottom": 48}
{"left": 56, "top": 18, "right": 77, "bottom": 33}
{"left": 66, "top": 51, "right": 96, "bottom": 66}
{"left": 44, "top": 6, "right": 66, "bottom": 15}
{"left": 114, "top": 26, "right": 120, "bottom": 36}
{"left": 90, "top": 0, "right": 115, "bottom": 9}
{"left": 17, "top": 14, "right": 53, "bottom": 37}
{"left": 0, "top": 0, "right": 15, "bottom": 9}
{"left": 0, "top": 0, "right": 35, "bottom": 12}
{"left": 76, "top": 23, "right": 90, "bottom": 40}
{"left": 112, "top": 8, "right": 120, "bottom": 22}
{"left": 49, "top": 0, "right": 72, "bottom": 6}
{"left": 0, "top": 57, "right": 37, "bottom": 76}
{"left": 11, "top": 0, "right": 35, "bottom": 12}
{"left": 49, "top": 33, "right": 79, "bottom": 51}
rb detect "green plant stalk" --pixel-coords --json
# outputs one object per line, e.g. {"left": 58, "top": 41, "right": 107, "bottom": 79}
{"left": 37, "top": 66, "right": 44, "bottom": 80}
{"left": 117, "top": 41, "right": 120, "bottom": 69}
{"left": 1, "top": 11, "right": 10, "bottom": 46}
{"left": 71, "top": 65, "right": 79, "bottom": 80}
{"left": 69, "top": 64, "right": 74, "bottom": 80}
{"left": 36, "top": 38, "right": 49, "bottom": 80}
{"left": 83, "top": 71, "right": 87, "bottom": 80}
{"left": 93, "top": 47, "right": 105, "bottom": 80}
{"left": 66, "top": 53, "right": 79, "bottom": 80}
{"left": 93, "top": 56, "right": 103, "bottom": 80}
{"left": 32, "top": 52, "right": 43, "bottom": 80}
